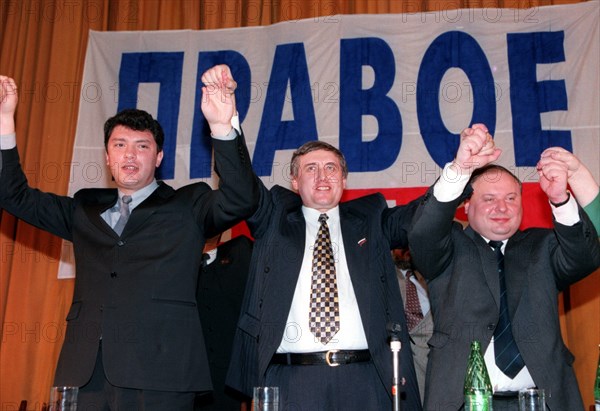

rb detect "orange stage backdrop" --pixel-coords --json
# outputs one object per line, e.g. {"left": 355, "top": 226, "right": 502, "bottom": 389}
{"left": 1, "top": 1, "right": 598, "bottom": 409}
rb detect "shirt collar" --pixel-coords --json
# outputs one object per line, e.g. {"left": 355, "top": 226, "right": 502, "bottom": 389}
{"left": 301, "top": 205, "right": 340, "bottom": 224}
{"left": 117, "top": 180, "right": 159, "bottom": 211}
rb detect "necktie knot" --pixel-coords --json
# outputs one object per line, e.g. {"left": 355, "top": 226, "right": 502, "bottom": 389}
{"left": 488, "top": 240, "right": 503, "bottom": 251}
{"left": 318, "top": 213, "right": 328, "bottom": 224}
{"left": 121, "top": 194, "right": 132, "bottom": 212}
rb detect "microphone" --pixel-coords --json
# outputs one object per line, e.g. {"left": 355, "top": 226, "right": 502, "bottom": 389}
{"left": 387, "top": 322, "right": 402, "bottom": 411}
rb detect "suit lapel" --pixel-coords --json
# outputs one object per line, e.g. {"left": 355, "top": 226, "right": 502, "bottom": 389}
{"left": 257, "top": 206, "right": 306, "bottom": 370}
{"left": 120, "top": 182, "right": 175, "bottom": 236}
{"left": 340, "top": 205, "right": 372, "bottom": 339}
{"left": 262, "top": 207, "right": 306, "bottom": 327}
{"left": 83, "top": 190, "right": 118, "bottom": 236}
{"left": 466, "top": 227, "right": 502, "bottom": 310}
{"left": 504, "top": 231, "right": 528, "bottom": 318}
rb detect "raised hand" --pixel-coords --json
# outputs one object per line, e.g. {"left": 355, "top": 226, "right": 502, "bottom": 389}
{"left": 538, "top": 147, "right": 597, "bottom": 206}
{"left": 539, "top": 147, "right": 582, "bottom": 179}
{"left": 0, "top": 76, "right": 18, "bottom": 135}
{"left": 200, "top": 65, "right": 237, "bottom": 137}
{"left": 453, "top": 123, "right": 501, "bottom": 175}
{"left": 537, "top": 153, "right": 569, "bottom": 204}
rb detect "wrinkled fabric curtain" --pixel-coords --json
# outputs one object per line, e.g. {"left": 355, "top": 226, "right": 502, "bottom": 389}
{"left": 1, "top": 0, "right": 597, "bottom": 407}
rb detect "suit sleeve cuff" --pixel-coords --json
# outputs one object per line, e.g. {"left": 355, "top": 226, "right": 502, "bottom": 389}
{"left": 211, "top": 114, "right": 240, "bottom": 141}
{"left": 551, "top": 192, "right": 580, "bottom": 226}
{"left": 433, "top": 162, "right": 471, "bottom": 202}
{"left": 0, "top": 132, "right": 17, "bottom": 149}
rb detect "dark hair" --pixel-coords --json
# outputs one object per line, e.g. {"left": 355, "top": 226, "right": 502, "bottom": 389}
{"left": 467, "top": 164, "right": 522, "bottom": 196}
{"left": 290, "top": 141, "right": 348, "bottom": 178}
{"left": 103, "top": 109, "right": 164, "bottom": 152}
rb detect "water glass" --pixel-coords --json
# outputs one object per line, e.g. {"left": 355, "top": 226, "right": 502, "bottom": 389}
{"left": 49, "top": 386, "right": 78, "bottom": 411}
{"left": 253, "top": 386, "right": 279, "bottom": 411}
{"left": 518, "top": 388, "right": 545, "bottom": 411}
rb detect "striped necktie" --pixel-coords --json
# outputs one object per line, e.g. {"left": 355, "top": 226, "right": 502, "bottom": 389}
{"left": 489, "top": 240, "right": 525, "bottom": 378}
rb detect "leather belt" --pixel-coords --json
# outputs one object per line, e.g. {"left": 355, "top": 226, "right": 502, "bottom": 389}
{"left": 270, "top": 349, "right": 371, "bottom": 367}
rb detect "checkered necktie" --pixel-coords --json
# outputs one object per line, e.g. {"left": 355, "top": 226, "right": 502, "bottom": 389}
{"left": 489, "top": 240, "right": 525, "bottom": 378}
{"left": 404, "top": 270, "right": 424, "bottom": 331}
{"left": 309, "top": 214, "right": 340, "bottom": 344}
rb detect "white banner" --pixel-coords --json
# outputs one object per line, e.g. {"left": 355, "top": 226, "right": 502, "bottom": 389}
{"left": 59, "top": 2, "right": 600, "bottom": 277}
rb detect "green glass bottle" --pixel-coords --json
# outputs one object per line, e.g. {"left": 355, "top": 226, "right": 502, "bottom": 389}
{"left": 464, "top": 340, "right": 493, "bottom": 411}
{"left": 594, "top": 344, "right": 600, "bottom": 411}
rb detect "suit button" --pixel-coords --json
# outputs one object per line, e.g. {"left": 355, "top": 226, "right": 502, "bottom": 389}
{"left": 99, "top": 305, "right": 104, "bottom": 311}
{"left": 110, "top": 272, "right": 117, "bottom": 278}
{"left": 488, "top": 323, "right": 495, "bottom": 330}
{"left": 117, "top": 240, "right": 125, "bottom": 246}
{"left": 264, "top": 267, "right": 270, "bottom": 273}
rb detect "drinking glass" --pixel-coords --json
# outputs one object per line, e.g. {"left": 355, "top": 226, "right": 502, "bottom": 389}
{"left": 518, "top": 388, "right": 545, "bottom": 411}
{"left": 253, "top": 386, "right": 279, "bottom": 411}
{"left": 49, "top": 386, "right": 78, "bottom": 411}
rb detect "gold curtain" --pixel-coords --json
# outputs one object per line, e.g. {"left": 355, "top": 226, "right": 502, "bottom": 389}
{"left": 1, "top": 0, "right": 597, "bottom": 408}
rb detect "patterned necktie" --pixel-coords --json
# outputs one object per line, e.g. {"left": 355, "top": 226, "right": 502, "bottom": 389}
{"left": 113, "top": 195, "right": 132, "bottom": 236}
{"left": 309, "top": 214, "right": 340, "bottom": 344}
{"left": 489, "top": 240, "right": 525, "bottom": 378}
{"left": 404, "top": 270, "right": 424, "bottom": 331}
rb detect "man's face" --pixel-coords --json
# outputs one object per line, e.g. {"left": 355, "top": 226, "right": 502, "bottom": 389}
{"left": 291, "top": 149, "right": 347, "bottom": 212}
{"left": 465, "top": 170, "right": 523, "bottom": 241}
{"left": 105, "top": 125, "right": 163, "bottom": 195}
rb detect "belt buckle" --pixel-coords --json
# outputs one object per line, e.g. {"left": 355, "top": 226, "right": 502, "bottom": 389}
{"left": 325, "top": 349, "right": 340, "bottom": 367}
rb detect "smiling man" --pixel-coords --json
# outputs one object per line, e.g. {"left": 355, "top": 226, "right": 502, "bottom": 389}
{"left": 408, "top": 124, "right": 600, "bottom": 410}
{"left": 226, "top": 137, "right": 423, "bottom": 410}
{"left": 0, "top": 67, "right": 258, "bottom": 410}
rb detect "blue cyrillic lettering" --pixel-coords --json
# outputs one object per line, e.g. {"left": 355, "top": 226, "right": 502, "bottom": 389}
{"left": 190, "top": 51, "right": 251, "bottom": 178}
{"left": 253, "top": 43, "right": 318, "bottom": 176}
{"left": 118, "top": 52, "right": 184, "bottom": 180}
{"left": 340, "top": 37, "right": 401, "bottom": 172}
{"left": 507, "top": 31, "right": 570, "bottom": 166}
{"left": 417, "top": 31, "right": 495, "bottom": 167}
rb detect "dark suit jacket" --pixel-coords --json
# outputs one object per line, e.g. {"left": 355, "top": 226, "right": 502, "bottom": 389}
{"left": 226, "top": 182, "right": 422, "bottom": 410}
{"left": 409, "top": 189, "right": 600, "bottom": 411}
{"left": 196, "top": 235, "right": 253, "bottom": 410}
{"left": 0, "top": 135, "right": 257, "bottom": 392}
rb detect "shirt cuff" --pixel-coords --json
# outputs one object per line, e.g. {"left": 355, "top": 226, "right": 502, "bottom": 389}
{"left": 433, "top": 162, "right": 471, "bottom": 202}
{"left": 0, "top": 132, "right": 17, "bottom": 149}
{"left": 211, "top": 115, "right": 240, "bottom": 141}
{"left": 551, "top": 192, "right": 580, "bottom": 226}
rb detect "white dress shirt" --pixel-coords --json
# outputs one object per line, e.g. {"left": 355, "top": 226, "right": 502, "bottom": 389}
{"left": 277, "top": 206, "right": 369, "bottom": 353}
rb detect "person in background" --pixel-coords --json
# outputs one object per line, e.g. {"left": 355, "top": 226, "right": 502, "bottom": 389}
{"left": 392, "top": 248, "right": 432, "bottom": 404}
{"left": 0, "top": 66, "right": 257, "bottom": 410}
{"left": 195, "top": 234, "right": 253, "bottom": 411}
{"left": 409, "top": 124, "right": 600, "bottom": 410}
{"left": 539, "top": 146, "right": 600, "bottom": 233}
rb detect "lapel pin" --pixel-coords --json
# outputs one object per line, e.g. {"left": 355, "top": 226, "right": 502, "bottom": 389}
{"left": 358, "top": 238, "right": 367, "bottom": 246}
